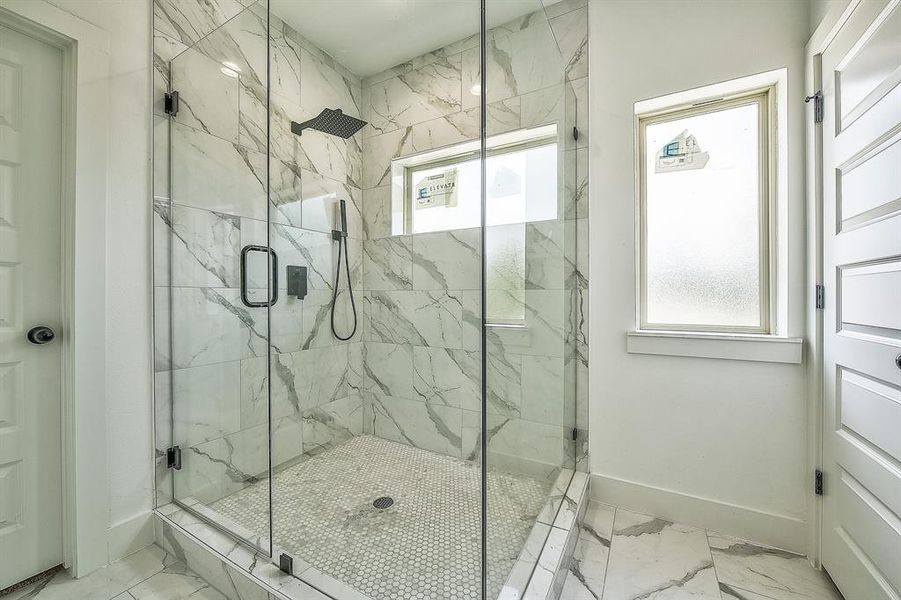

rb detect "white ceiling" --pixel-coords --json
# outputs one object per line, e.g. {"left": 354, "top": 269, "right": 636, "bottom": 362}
{"left": 271, "top": 0, "right": 548, "bottom": 78}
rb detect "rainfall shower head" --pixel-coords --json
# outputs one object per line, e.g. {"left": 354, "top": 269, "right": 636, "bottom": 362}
{"left": 290, "top": 108, "right": 367, "bottom": 139}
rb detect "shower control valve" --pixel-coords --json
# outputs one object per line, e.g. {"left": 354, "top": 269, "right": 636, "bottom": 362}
{"left": 286, "top": 265, "right": 308, "bottom": 300}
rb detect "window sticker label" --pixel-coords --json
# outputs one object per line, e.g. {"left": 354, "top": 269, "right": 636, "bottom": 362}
{"left": 415, "top": 169, "right": 458, "bottom": 209}
{"left": 655, "top": 129, "right": 709, "bottom": 173}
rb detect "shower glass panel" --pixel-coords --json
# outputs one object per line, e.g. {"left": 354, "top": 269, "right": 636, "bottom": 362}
{"left": 166, "top": 0, "right": 273, "bottom": 552}
{"left": 262, "top": 3, "right": 486, "bottom": 597}
{"left": 160, "top": 0, "right": 583, "bottom": 596}
{"left": 482, "top": 1, "right": 579, "bottom": 596}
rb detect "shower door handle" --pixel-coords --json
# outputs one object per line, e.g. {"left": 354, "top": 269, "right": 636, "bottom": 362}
{"left": 240, "top": 245, "right": 278, "bottom": 307}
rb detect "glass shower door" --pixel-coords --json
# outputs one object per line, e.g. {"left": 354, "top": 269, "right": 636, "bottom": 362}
{"left": 165, "top": 0, "right": 273, "bottom": 551}
{"left": 481, "top": 1, "right": 581, "bottom": 596}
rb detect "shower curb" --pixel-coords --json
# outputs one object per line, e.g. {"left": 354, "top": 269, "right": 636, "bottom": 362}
{"left": 520, "top": 471, "right": 590, "bottom": 600}
{"left": 154, "top": 503, "right": 344, "bottom": 600}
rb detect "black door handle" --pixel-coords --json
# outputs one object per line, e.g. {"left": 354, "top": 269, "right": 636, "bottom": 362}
{"left": 240, "top": 245, "right": 278, "bottom": 308}
{"left": 27, "top": 326, "right": 56, "bottom": 345}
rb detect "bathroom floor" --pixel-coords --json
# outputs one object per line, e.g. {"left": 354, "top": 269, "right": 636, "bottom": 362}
{"left": 560, "top": 502, "right": 845, "bottom": 600}
{"left": 0, "top": 545, "right": 223, "bottom": 600}
{"left": 210, "top": 435, "right": 552, "bottom": 600}
{"left": 3, "top": 503, "right": 846, "bottom": 600}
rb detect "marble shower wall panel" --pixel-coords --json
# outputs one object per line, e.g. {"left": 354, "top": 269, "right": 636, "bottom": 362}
{"left": 364, "top": 290, "right": 465, "bottom": 349}
{"left": 169, "top": 46, "right": 240, "bottom": 142}
{"left": 357, "top": 2, "right": 589, "bottom": 475}
{"left": 152, "top": 0, "right": 367, "bottom": 508}
{"left": 411, "top": 229, "right": 482, "bottom": 291}
{"left": 169, "top": 121, "right": 269, "bottom": 221}
{"left": 363, "top": 55, "right": 464, "bottom": 137}
{"left": 154, "top": 0, "right": 245, "bottom": 47}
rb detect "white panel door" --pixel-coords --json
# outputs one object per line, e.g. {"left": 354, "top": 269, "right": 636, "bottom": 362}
{"left": 821, "top": 0, "right": 901, "bottom": 598}
{"left": 0, "top": 22, "right": 64, "bottom": 589}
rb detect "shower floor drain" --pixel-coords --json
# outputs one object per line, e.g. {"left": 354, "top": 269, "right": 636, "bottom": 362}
{"left": 373, "top": 496, "right": 394, "bottom": 509}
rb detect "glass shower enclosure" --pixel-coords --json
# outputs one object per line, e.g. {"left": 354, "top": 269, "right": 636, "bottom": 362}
{"left": 155, "top": 0, "right": 583, "bottom": 597}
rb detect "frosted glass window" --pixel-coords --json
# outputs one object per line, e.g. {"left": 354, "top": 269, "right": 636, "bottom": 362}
{"left": 405, "top": 140, "right": 556, "bottom": 322}
{"left": 640, "top": 92, "right": 771, "bottom": 332}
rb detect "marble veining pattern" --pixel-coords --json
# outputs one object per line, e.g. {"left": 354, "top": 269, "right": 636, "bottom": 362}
{"left": 0, "top": 546, "right": 227, "bottom": 600}
{"left": 364, "top": 55, "right": 463, "bottom": 137}
{"left": 209, "top": 435, "right": 551, "bottom": 600}
{"left": 9, "top": 502, "right": 842, "bottom": 600}
{"left": 559, "top": 504, "right": 844, "bottom": 600}
{"left": 708, "top": 533, "right": 844, "bottom": 600}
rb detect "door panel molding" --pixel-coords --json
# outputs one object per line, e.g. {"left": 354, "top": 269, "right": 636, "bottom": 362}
{"left": 820, "top": 0, "right": 901, "bottom": 597}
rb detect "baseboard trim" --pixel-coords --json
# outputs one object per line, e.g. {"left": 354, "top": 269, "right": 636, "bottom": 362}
{"left": 108, "top": 511, "right": 155, "bottom": 562}
{"left": 589, "top": 472, "right": 808, "bottom": 554}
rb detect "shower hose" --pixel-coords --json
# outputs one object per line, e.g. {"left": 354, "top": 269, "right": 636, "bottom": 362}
{"left": 330, "top": 234, "right": 358, "bottom": 341}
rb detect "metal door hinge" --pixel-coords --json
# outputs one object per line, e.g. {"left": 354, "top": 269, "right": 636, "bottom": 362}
{"left": 572, "top": 126, "right": 579, "bottom": 141}
{"left": 166, "top": 446, "right": 182, "bottom": 470}
{"left": 571, "top": 428, "right": 579, "bottom": 441}
{"left": 815, "top": 469, "right": 824, "bottom": 496}
{"left": 805, "top": 91, "right": 823, "bottom": 124}
{"left": 815, "top": 284, "right": 825, "bottom": 310}
{"left": 164, "top": 91, "right": 180, "bottom": 116}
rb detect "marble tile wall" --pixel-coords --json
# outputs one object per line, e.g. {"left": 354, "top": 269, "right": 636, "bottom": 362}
{"left": 152, "top": 0, "right": 365, "bottom": 508}
{"left": 152, "top": 0, "right": 590, "bottom": 509}
{"left": 358, "top": 1, "right": 590, "bottom": 478}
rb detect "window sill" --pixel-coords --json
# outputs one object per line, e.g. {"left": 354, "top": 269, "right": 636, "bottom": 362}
{"left": 626, "top": 330, "right": 803, "bottom": 364}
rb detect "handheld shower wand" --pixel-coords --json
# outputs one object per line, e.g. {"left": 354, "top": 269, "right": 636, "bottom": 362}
{"left": 331, "top": 199, "right": 357, "bottom": 340}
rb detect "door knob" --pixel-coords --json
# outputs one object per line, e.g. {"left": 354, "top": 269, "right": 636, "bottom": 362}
{"left": 26, "top": 326, "right": 55, "bottom": 345}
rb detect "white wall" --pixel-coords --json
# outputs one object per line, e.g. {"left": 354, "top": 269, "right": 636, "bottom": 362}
{"left": 99, "top": 0, "right": 155, "bottom": 559}
{"left": 588, "top": 0, "right": 811, "bottom": 553}
{"left": 808, "top": 0, "right": 845, "bottom": 35}
{"left": 49, "top": 0, "right": 155, "bottom": 565}
{"left": 1, "top": 0, "right": 155, "bottom": 573}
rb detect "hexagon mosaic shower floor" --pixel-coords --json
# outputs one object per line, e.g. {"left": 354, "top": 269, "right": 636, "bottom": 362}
{"left": 210, "top": 435, "right": 552, "bottom": 600}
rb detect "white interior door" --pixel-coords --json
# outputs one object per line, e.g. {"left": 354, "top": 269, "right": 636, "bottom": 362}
{"left": 0, "top": 21, "right": 65, "bottom": 590}
{"left": 820, "top": 1, "right": 901, "bottom": 598}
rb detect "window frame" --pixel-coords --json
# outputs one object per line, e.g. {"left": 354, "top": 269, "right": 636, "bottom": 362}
{"left": 401, "top": 132, "right": 558, "bottom": 235}
{"left": 637, "top": 87, "right": 776, "bottom": 335}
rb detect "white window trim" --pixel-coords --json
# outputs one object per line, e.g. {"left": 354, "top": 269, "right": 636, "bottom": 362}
{"left": 626, "top": 331, "right": 803, "bottom": 364}
{"left": 629, "top": 69, "right": 798, "bottom": 363}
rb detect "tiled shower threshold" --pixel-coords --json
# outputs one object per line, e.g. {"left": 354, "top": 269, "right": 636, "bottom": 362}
{"left": 155, "top": 438, "right": 589, "bottom": 600}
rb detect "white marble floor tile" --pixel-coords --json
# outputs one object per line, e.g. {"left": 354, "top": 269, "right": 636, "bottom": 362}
{"left": 602, "top": 509, "right": 721, "bottom": 600}
{"left": 708, "top": 532, "right": 843, "bottom": 600}
{"left": 128, "top": 564, "right": 227, "bottom": 600}
{"left": 4, "top": 546, "right": 173, "bottom": 600}
{"left": 718, "top": 583, "right": 780, "bottom": 600}
{"left": 0, "top": 547, "right": 247, "bottom": 600}
{"left": 559, "top": 570, "right": 599, "bottom": 600}
{"left": 562, "top": 502, "right": 614, "bottom": 600}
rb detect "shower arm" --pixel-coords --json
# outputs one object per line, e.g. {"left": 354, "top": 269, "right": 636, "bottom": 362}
{"left": 290, "top": 119, "right": 316, "bottom": 136}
